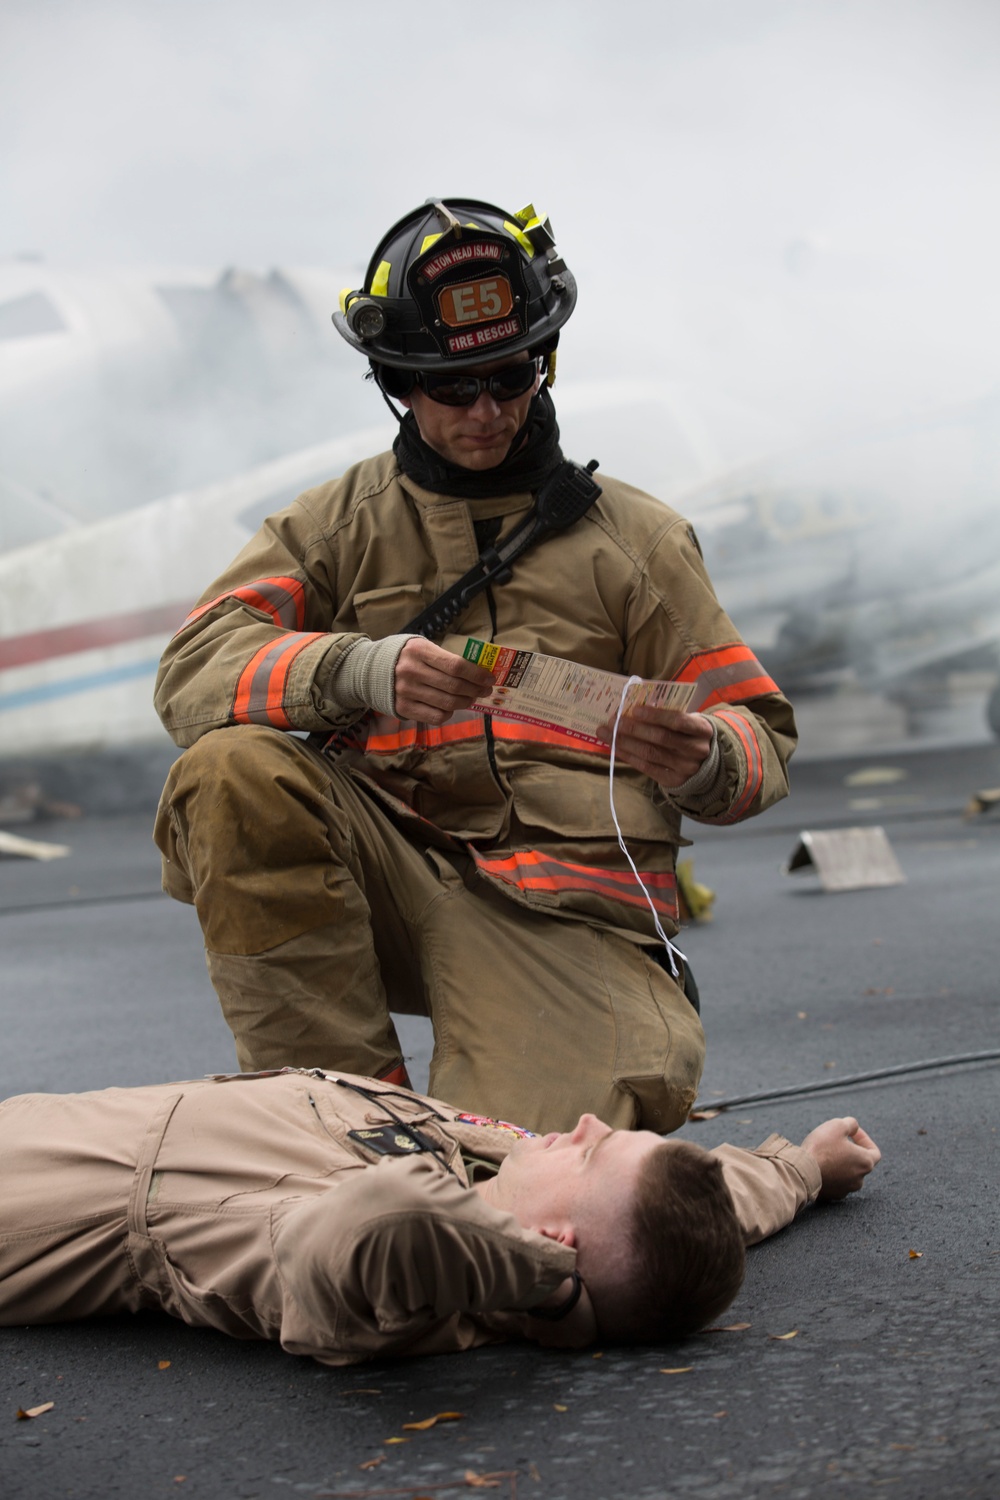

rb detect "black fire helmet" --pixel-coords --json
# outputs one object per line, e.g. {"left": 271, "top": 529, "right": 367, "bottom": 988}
{"left": 333, "top": 197, "right": 577, "bottom": 383}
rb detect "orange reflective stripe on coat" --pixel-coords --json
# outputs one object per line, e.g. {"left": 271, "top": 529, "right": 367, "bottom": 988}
{"left": 182, "top": 576, "right": 308, "bottom": 633}
{"left": 233, "top": 633, "right": 326, "bottom": 729}
{"left": 490, "top": 718, "right": 610, "bottom": 756}
{"left": 676, "top": 643, "right": 779, "bottom": 709}
{"left": 363, "top": 713, "right": 611, "bottom": 758}
{"left": 363, "top": 714, "right": 488, "bottom": 756}
{"left": 710, "top": 708, "right": 764, "bottom": 822}
{"left": 471, "top": 847, "right": 678, "bottom": 920}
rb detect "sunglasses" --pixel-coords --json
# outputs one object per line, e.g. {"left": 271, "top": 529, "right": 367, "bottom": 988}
{"left": 414, "top": 359, "right": 541, "bottom": 407}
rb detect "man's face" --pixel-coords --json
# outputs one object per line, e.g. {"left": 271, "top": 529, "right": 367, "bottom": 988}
{"left": 402, "top": 353, "right": 540, "bottom": 471}
{"left": 490, "top": 1113, "right": 666, "bottom": 1239}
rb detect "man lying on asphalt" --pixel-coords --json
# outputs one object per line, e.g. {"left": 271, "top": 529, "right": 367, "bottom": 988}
{"left": 0, "top": 1069, "right": 880, "bottom": 1364}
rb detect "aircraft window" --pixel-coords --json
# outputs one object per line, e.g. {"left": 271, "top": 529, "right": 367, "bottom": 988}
{"left": 0, "top": 290, "right": 67, "bottom": 340}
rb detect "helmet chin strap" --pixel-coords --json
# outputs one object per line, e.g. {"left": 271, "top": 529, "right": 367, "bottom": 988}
{"left": 376, "top": 383, "right": 406, "bottom": 426}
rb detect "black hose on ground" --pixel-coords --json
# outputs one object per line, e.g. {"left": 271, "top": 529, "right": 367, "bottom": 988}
{"left": 690, "top": 1049, "right": 1000, "bottom": 1116}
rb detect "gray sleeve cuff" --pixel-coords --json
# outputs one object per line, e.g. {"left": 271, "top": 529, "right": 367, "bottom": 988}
{"left": 327, "top": 635, "right": 414, "bottom": 717}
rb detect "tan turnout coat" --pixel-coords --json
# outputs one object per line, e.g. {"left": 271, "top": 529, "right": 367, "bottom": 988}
{"left": 154, "top": 456, "right": 796, "bottom": 940}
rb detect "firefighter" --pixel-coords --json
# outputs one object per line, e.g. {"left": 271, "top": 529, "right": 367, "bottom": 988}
{"left": 153, "top": 198, "right": 796, "bottom": 1133}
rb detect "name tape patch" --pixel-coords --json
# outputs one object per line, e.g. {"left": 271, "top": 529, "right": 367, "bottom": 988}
{"left": 348, "top": 1126, "right": 425, "bottom": 1157}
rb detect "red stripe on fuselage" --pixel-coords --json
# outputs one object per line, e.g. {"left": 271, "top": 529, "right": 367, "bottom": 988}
{"left": 0, "top": 602, "right": 194, "bottom": 672}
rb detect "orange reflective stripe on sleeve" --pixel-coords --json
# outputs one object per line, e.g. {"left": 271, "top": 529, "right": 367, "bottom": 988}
{"left": 471, "top": 847, "right": 678, "bottom": 920}
{"left": 233, "top": 632, "right": 326, "bottom": 728}
{"left": 712, "top": 708, "right": 763, "bottom": 821}
{"left": 675, "top": 643, "right": 779, "bottom": 709}
{"left": 182, "top": 576, "right": 308, "bottom": 633}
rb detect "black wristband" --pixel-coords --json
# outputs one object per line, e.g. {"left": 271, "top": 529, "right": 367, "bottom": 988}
{"left": 529, "top": 1269, "right": 583, "bottom": 1322}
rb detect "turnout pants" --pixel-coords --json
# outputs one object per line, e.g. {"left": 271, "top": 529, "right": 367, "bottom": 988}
{"left": 154, "top": 726, "right": 705, "bottom": 1134}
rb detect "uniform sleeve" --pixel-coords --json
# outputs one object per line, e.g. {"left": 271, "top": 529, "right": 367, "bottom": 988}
{"left": 625, "top": 514, "right": 797, "bottom": 827}
{"left": 154, "top": 491, "right": 371, "bottom": 748}
{"left": 712, "top": 1135, "right": 822, "bottom": 1245}
{"left": 270, "top": 1156, "right": 575, "bottom": 1365}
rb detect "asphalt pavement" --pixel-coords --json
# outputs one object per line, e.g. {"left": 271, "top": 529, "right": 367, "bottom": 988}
{"left": 2, "top": 733, "right": 998, "bottom": 1499}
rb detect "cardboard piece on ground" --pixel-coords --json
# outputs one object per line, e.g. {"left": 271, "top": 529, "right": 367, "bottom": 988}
{"left": 0, "top": 829, "right": 71, "bottom": 861}
{"left": 784, "top": 826, "right": 905, "bottom": 893}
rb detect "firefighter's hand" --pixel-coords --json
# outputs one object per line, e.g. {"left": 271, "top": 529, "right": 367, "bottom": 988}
{"left": 800, "top": 1118, "right": 882, "bottom": 1201}
{"left": 394, "top": 638, "right": 494, "bottom": 724}
{"left": 597, "top": 706, "right": 714, "bottom": 788}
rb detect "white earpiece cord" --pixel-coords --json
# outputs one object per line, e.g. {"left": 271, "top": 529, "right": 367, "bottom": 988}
{"left": 608, "top": 675, "right": 687, "bottom": 979}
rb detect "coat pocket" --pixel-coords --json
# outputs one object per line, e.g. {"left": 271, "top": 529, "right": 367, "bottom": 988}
{"left": 353, "top": 585, "right": 427, "bottom": 639}
{"left": 509, "top": 763, "right": 685, "bottom": 844}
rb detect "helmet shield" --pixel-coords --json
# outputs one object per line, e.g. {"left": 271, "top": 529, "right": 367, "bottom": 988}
{"left": 334, "top": 198, "right": 577, "bottom": 371}
{"left": 408, "top": 228, "right": 528, "bottom": 361}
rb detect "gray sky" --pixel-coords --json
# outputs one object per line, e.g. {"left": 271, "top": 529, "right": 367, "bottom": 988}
{"left": 4, "top": 0, "right": 1000, "bottom": 463}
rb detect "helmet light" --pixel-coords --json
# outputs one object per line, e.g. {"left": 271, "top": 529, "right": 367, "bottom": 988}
{"left": 347, "top": 299, "right": 387, "bottom": 342}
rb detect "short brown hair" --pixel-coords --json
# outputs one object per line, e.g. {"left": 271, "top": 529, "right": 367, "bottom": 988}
{"left": 610, "top": 1141, "right": 745, "bottom": 1343}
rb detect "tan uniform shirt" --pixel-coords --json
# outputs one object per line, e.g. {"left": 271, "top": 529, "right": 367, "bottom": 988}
{"left": 0, "top": 1071, "right": 820, "bottom": 1365}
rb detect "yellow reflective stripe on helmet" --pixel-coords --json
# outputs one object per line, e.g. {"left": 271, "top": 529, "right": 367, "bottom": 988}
{"left": 513, "top": 203, "right": 536, "bottom": 225}
{"left": 369, "top": 260, "right": 391, "bottom": 298}
{"left": 338, "top": 287, "right": 354, "bottom": 314}
{"left": 503, "top": 219, "right": 536, "bottom": 258}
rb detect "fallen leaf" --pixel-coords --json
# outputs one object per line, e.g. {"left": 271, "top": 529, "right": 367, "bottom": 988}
{"left": 402, "top": 1410, "right": 463, "bottom": 1431}
{"left": 890, "top": 1443, "right": 915, "bottom": 1451}
{"left": 464, "top": 1474, "right": 502, "bottom": 1490}
{"left": 384, "top": 1436, "right": 409, "bottom": 1445}
{"left": 768, "top": 1330, "right": 798, "bottom": 1341}
{"left": 16, "top": 1403, "right": 54, "bottom": 1420}
{"left": 713, "top": 1409, "right": 728, "bottom": 1418}
{"left": 529, "top": 1462, "right": 541, "bottom": 1481}
{"left": 659, "top": 1366, "right": 693, "bottom": 1374}
{"left": 343, "top": 1387, "right": 382, "bottom": 1395}
{"left": 358, "top": 1455, "right": 385, "bottom": 1471}
{"left": 909, "top": 1249, "right": 924, "bottom": 1259}
{"left": 158, "top": 1360, "right": 171, "bottom": 1370}
{"left": 553, "top": 1403, "right": 568, "bottom": 1411}
{"left": 823, "top": 1062, "right": 836, "bottom": 1071}
{"left": 797, "top": 1011, "right": 807, "bottom": 1019}
{"left": 688, "top": 1108, "right": 720, "bottom": 1121}
{"left": 705, "top": 1322, "right": 751, "bottom": 1333}
{"left": 592, "top": 1351, "right": 604, "bottom": 1359}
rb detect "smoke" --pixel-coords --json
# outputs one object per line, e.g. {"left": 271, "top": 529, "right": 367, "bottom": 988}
{"left": 1, "top": 0, "right": 999, "bottom": 743}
